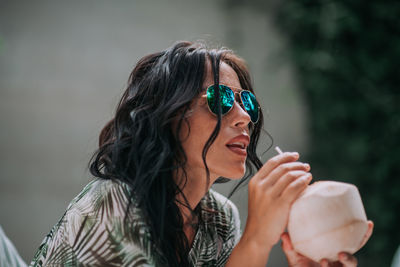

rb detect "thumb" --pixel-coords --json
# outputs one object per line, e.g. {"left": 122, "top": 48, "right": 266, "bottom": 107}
{"left": 281, "top": 233, "right": 319, "bottom": 267}
{"left": 281, "top": 232, "right": 294, "bottom": 251}
{"left": 281, "top": 232, "right": 303, "bottom": 265}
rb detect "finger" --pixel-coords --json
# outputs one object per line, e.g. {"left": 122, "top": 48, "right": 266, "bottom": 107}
{"left": 338, "top": 252, "right": 357, "bottom": 267}
{"left": 280, "top": 232, "right": 305, "bottom": 266}
{"left": 320, "top": 259, "right": 329, "bottom": 267}
{"left": 280, "top": 232, "right": 294, "bottom": 251}
{"left": 281, "top": 173, "right": 312, "bottom": 203}
{"left": 252, "top": 152, "right": 299, "bottom": 182}
{"left": 359, "top": 220, "right": 374, "bottom": 249}
{"left": 261, "top": 161, "right": 310, "bottom": 187}
{"left": 270, "top": 170, "right": 311, "bottom": 198}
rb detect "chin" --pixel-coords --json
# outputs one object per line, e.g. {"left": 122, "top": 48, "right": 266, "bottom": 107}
{"left": 224, "top": 166, "right": 246, "bottom": 180}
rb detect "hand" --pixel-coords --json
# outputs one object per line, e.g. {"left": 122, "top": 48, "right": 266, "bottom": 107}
{"left": 281, "top": 220, "right": 374, "bottom": 267}
{"left": 242, "top": 152, "right": 312, "bottom": 250}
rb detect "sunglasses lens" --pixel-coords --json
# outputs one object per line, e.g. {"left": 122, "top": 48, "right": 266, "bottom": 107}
{"left": 240, "top": 91, "right": 259, "bottom": 123}
{"left": 207, "top": 85, "right": 234, "bottom": 115}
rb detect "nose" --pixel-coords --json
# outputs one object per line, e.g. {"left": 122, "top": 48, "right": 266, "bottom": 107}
{"left": 229, "top": 99, "right": 251, "bottom": 128}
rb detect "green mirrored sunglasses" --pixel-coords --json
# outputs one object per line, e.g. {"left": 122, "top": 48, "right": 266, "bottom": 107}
{"left": 205, "top": 84, "right": 260, "bottom": 123}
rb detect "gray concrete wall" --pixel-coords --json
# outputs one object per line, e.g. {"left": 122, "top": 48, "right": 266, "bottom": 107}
{"left": 0, "top": 0, "right": 309, "bottom": 265}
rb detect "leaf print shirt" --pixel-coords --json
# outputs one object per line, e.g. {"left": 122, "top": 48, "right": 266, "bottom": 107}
{"left": 29, "top": 179, "right": 241, "bottom": 266}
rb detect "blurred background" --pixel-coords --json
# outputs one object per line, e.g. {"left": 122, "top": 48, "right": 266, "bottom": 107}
{"left": 0, "top": 0, "right": 398, "bottom": 266}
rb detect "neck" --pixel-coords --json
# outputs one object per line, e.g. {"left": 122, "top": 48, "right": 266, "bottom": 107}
{"left": 174, "top": 166, "right": 218, "bottom": 224}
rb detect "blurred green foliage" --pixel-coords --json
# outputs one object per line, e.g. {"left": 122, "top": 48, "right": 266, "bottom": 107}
{"left": 228, "top": 0, "right": 400, "bottom": 266}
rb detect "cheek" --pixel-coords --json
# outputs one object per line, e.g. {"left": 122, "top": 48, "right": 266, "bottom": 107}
{"left": 181, "top": 122, "right": 247, "bottom": 179}
{"left": 180, "top": 115, "right": 216, "bottom": 163}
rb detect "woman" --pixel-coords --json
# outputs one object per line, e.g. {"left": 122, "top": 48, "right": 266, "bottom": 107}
{"left": 30, "top": 41, "right": 373, "bottom": 266}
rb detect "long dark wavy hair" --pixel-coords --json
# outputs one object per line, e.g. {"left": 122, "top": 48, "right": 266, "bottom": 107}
{"left": 89, "top": 41, "right": 264, "bottom": 266}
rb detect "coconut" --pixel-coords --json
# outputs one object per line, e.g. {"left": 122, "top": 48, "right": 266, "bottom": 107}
{"left": 287, "top": 181, "right": 368, "bottom": 262}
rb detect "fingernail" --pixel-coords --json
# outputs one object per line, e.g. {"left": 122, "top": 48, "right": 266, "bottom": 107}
{"left": 340, "top": 253, "right": 348, "bottom": 260}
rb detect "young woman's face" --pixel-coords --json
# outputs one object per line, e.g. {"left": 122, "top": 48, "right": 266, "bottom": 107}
{"left": 179, "top": 62, "right": 252, "bottom": 182}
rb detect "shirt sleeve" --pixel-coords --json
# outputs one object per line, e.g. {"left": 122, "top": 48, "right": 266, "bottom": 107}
{"left": 30, "top": 180, "right": 158, "bottom": 267}
{"left": 30, "top": 214, "right": 156, "bottom": 267}
{"left": 0, "top": 225, "right": 27, "bottom": 267}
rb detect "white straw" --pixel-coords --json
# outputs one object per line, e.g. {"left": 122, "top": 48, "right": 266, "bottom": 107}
{"left": 275, "top": 146, "right": 283, "bottom": 154}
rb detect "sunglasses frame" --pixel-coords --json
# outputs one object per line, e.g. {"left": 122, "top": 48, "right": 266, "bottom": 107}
{"left": 203, "top": 84, "right": 260, "bottom": 124}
